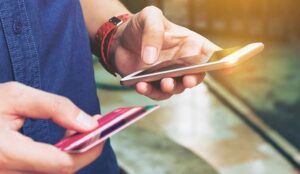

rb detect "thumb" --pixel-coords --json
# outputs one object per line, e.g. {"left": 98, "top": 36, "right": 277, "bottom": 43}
{"left": 64, "top": 114, "right": 102, "bottom": 137}
{"left": 139, "top": 6, "right": 165, "bottom": 64}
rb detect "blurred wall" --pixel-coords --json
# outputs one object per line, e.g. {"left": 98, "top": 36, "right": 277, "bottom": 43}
{"left": 122, "top": 0, "right": 300, "bottom": 41}
{"left": 187, "top": 0, "right": 299, "bottom": 40}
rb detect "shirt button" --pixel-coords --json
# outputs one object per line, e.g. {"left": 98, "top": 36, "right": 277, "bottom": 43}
{"left": 13, "top": 20, "right": 22, "bottom": 34}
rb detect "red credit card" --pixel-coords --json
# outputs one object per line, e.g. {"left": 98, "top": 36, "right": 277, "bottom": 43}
{"left": 55, "top": 105, "right": 159, "bottom": 153}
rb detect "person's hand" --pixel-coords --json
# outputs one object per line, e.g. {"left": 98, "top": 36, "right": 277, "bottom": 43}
{"left": 111, "top": 6, "right": 221, "bottom": 100}
{"left": 0, "top": 82, "right": 104, "bottom": 174}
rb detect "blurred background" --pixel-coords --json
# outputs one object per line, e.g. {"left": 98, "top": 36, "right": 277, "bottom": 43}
{"left": 94, "top": 0, "right": 300, "bottom": 173}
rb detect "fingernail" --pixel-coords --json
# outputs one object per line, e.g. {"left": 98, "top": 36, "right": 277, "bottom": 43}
{"left": 143, "top": 46, "right": 158, "bottom": 64}
{"left": 76, "top": 111, "right": 98, "bottom": 130}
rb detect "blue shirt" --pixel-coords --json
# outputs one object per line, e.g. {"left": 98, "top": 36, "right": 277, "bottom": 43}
{"left": 0, "top": 0, "right": 119, "bottom": 173}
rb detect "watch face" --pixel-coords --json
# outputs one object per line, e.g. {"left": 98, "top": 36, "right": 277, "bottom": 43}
{"left": 109, "top": 16, "right": 122, "bottom": 26}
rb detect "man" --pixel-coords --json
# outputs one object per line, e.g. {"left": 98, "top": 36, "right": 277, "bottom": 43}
{"left": 0, "top": 0, "right": 219, "bottom": 173}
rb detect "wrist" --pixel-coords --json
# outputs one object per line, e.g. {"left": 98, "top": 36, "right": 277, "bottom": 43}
{"left": 94, "top": 14, "right": 131, "bottom": 76}
{"left": 107, "top": 18, "right": 131, "bottom": 75}
{"left": 80, "top": 0, "right": 132, "bottom": 38}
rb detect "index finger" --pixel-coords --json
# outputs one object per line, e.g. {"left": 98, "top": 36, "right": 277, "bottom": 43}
{"left": 0, "top": 82, "right": 98, "bottom": 132}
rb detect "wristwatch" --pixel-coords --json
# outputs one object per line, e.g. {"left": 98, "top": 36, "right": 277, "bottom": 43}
{"left": 95, "top": 14, "right": 130, "bottom": 76}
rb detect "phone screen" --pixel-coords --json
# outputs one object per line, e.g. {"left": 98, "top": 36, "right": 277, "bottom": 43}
{"left": 135, "top": 46, "right": 241, "bottom": 76}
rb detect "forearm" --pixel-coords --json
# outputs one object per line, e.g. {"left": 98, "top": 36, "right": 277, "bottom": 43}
{"left": 80, "top": 0, "right": 130, "bottom": 39}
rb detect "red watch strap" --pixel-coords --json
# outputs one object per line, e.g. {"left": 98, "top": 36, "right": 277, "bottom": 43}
{"left": 96, "top": 14, "right": 130, "bottom": 76}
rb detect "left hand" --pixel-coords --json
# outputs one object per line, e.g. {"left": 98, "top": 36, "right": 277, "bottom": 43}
{"left": 111, "top": 6, "right": 221, "bottom": 100}
{"left": 0, "top": 82, "right": 104, "bottom": 174}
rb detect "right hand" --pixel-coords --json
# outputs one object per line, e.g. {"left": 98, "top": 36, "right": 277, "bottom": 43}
{"left": 113, "top": 6, "right": 220, "bottom": 100}
{"left": 0, "top": 82, "right": 103, "bottom": 174}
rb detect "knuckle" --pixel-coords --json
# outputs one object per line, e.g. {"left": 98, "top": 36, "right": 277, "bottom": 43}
{"left": 140, "top": 6, "right": 163, "bottom": 20}
{"left": 0, "top": 82, "right": 25, "bottom": 111}
{"left": 1, "top": 82, "right": 23, "bottom": 97}
{"left": 3, "top": 81, "right": 20, "bottom": 88}
{"left": 143, "top": 6, "right": 162, "bottom": 15}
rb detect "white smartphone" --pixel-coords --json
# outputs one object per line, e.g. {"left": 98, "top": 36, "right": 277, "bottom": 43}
{"left": 120, "top": 42, "right": 264, "bottom": 86}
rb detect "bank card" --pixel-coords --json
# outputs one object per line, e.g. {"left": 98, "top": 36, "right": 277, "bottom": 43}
{"left": 55, "top": 105, "right": 159, "bottom": 153}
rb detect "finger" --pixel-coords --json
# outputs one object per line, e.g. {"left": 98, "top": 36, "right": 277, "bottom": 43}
{"left": 66, "top": 115, "right": 104, "bottom": 172}
{"left": 160, "top": 78, "right": 176, "bottom": 93}
{"left": 171, "top": 80, "right": 185, "bottom": 94}
{"left": 70, "top": 141, "right": 105, "bottom": 172}
{"left": 1, "top": 130, "right": 104, "bottom": 174}
{"left": 0, "top": 170, "right": 34, "bottom": 174}
{"left": 135, "top": 81, "right": 151, "bottom": 95}
{"left": 135, "top": 82, "right": 172, "bottom": 100}
{"left": 160, "top": 77, "right": 186, "bottom": 95}
{"left": 200, "top": 38, "right": 222, "bottom": 58}
{"left": 1, "top": 131, "right": 74, "bottom": 173}
{"left": 162, "top": 31, "right": 188, "bottom": 49}
{"left": 182, "top": 73, "right": 206, "bottom": 88}
{"left": 1, "top": 82, "right": 98, "bottom": 132}
{"left": 64, "top": 115, "right": 102, "bottom": 137}
{"left": 139, "top": 6, "right": 165, "bottom": 64}
{"left": 174, "top": 39, "right": 202, "bottom": 59}
{"left": 64, "top": 130, "right": 77, "bottom": 138}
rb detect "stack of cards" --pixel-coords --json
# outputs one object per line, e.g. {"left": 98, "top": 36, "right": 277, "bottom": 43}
{"left": 55, "top": 105, "right": 159, "bottom": 153}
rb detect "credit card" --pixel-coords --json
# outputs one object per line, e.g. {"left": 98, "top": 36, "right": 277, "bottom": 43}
{"left": 55, "top": 105, "right": 159, "bottom": 153}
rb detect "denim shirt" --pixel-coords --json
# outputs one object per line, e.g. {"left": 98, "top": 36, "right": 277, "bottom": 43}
{"left": 0, "top": 0, "right": 118, "bottom": 173}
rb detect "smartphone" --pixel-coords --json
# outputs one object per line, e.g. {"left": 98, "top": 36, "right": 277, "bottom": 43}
{"left": 120, "top": 42, "right": 264, "bottom": 86}
{"left": 55, "top": 105, "right": 159, "bottom": 153}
